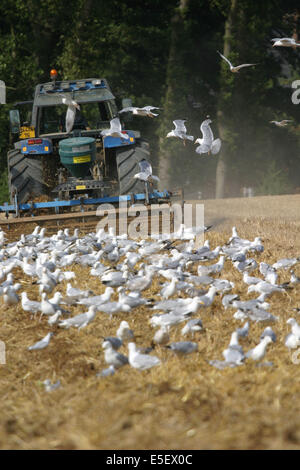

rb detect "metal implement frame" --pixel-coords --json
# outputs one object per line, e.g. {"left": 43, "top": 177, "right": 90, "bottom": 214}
{"left": 0, "top": 189, "right": 181, "bottom": 222}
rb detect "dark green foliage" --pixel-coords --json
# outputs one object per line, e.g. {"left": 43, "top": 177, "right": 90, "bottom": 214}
{"left": 0, "top": 0, "right": 300, "bottom": 200}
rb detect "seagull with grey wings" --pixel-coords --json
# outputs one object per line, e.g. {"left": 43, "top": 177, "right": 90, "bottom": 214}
{"left": 119, "top": 106, "right": 160, "bottom": 118}
{"left": 195, "top": 119, "right": 221, "bottom": 155}
{"left": 101, "top": 117, "right": 130, "bottom": 140}
{"left": 134, "top": 159, "right": 160, "bottom": 183}
{"left": 166, "top": 120, "right": 194, "bottom": 145}
{"left": 28, "top": 332, "right": 54, "bottom": 351}
{"left": 271, "top": 37, "right": 300, "bottom": 47}
{"left": 270, "top": 120, "right": 293, "bottom": 127}
{"left": 61, "top": 95, "right": 81, "bottom": 133}
{"left": 217, "top": 51, "right": 257, "bottom": 73}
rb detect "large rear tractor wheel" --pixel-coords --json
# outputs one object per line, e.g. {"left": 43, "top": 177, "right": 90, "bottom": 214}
{"left": 7, "top": 150, "right": 48, "bottom": 203}
{"left": 116, "top": 140, "right": 154, "bottom": 195}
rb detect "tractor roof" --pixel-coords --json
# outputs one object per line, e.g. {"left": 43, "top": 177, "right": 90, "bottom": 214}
{"left": 34, "top": 78, "right": 115, "bottom": 106}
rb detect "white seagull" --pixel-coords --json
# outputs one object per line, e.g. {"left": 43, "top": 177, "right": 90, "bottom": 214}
{"left": 28, "top": 332, "right": 54, "bottom": 351}
{"left": 271, "top": 37, "right": 300, "bottom": 48}
{"left": 61, "top": 96, "right": 80, "bottom": 133}
{"left": 166, "top": 120, "right": 194, "bottom": 145}
{"left": 116, "top": 321, "right": 135, "bottom": 342}
{"left": 101, "top": 117, "right": 130, "bottom": 140}
{"left": 134, "top": 159, "right": 160, "bottom": 183}
{"left": 21, "top": 292, "right": 41, "bottom": 315}
{"left": 270, "top": 120, "right": 293, "bottom": 127}
{"left": 119, "top": 105, "right": 160, "bottom": 118}
{"left": 287, "top": 318, "right": 300, "bottom": 338}
{"left": 167, "top": 341, "right": 198, "bottom": 355}
{"left": 58, "top": 305, "right": 97, "bottom": 330}
{"left": 217, "top": 50, "right": 257, "bottom": 73}
{"left": 128, "top": 342, "right": 161, "bottom": 370}
{"left": 3, "top": 286, "right": 19, "bottom": 305}
{"left": 222, "top": 332, "right": 245, "bottom": 365}
{"left": 102, "top": 341, "right": 129, "bottom": 369}
{"left": 152, "top": 325, "right": 170, "bottom": 345}
{"left": 195, "top": 119, "right": 221, "bottom": 155}
{"left": 43, "top": 379, "right": 61, "bottom": 392}
{"left": 245, "top": 336, "right": 272, "bottom": 361}
{"left": 181, "top": 318, "right": 203, "bottom": 338}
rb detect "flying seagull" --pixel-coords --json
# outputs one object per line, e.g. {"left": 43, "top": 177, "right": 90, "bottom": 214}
{"left": 195, "top": 119, "right": 221, "bottom": 155}
{"left": 61, "top": 96, "right": 80, "bottom": 133}
{"left": 271, "top": 37, "right": 300, "bottom": 48}
{"left": 217, "top": 51, "right": 257, "bottom": 73}
{"left": 134, "top": 159, "right": 160, "bottom": 183}
{"left": 101, "top": 117, "right": 130, "bottom": 140}
{"left": 270, "top": 120, "right": 293, "bottom": 127}
{"left": 119, "top": 106, "right": 160, "bottom": 118}
{"left": 166, "top": 120, "right": 194, "bottom": 145}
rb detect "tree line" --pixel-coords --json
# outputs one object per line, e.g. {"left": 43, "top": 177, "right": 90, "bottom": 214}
{"left": 0, "top": 0, "right": 299, "bottom": 202}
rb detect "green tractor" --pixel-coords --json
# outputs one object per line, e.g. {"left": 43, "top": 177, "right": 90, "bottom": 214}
{"left": 7, "top": 72, "right": 153, "bottom": 203}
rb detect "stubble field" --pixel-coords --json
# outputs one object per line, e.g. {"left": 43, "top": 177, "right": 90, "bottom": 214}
{"left": 1, "top": 194, "right": 300, "bottom": 450}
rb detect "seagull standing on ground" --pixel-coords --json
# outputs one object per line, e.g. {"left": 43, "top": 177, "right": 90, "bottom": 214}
{"left": 3, "top": 286, "right": 19, "bottom": 305}
{"left": 245, "top": 336, "right": 272, "bottom": 361}
{"left": 167, "top": 341, "right": 198, "bottom": 355}
{"left": 222, "top": 332, "right": 245, "bottom": 365}
{"left": 128, "top": 342, "right": 161, "bottom": 370}
{"left": 21, "top": 292, "right": 41, "bottom": 315}
{"left": 153, "top": 325, "right": 170, "bottom": 345}
{"left": 43, "top": 379, "right": 61, "bottom": 392}
{"left": 116, "top": 321, "right": 135, "bottom": 342}
{"left": 58, "top": 306, "right": 97, "bottom": 329}
{"left": 28, "top": 332, "right": 54, "bottom": 351}
{"left": 102, "top": 341, "right": 129, "bottom": 369}
{"left": 181, "top": 319, "right": 203, "bottom": 338}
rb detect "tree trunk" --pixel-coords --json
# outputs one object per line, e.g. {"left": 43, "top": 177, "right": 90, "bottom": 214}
{"left": 215, "top": 0, "right": 238, "bottom": 199}
{"left": 292, "top": 10, "right": 299, "bottom": 42}
{"left": 158, "top": 0, "right": 189, "bottom": 189}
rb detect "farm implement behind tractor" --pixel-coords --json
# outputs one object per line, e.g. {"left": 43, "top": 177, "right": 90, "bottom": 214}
{"left": 0, "top": 71, "right": 183, "bottom": 234}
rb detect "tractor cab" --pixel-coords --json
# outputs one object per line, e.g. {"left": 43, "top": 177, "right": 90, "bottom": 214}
{"left": 6, "top": 71, "right": 153, "bottom": 204}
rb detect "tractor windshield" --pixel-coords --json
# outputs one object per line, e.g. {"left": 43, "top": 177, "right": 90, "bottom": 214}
{"left": 38, "top": 100, "right": 115, "bottom": 135}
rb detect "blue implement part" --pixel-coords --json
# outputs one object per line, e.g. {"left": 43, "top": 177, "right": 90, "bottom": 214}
{"left": 20, "top": 137, "right": 52, "bottom": 155}
{"left": 0, "top": 190, "right": 171, "bottom": 215}
{"left": 103, "top": 131, "right": 135, "bottom": 148}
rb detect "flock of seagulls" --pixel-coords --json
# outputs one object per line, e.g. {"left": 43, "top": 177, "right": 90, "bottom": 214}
{"left": 106, "top": 35, "right": 299, "bottom": 157}
{"left": 1, "top": 221, "right": 300, "bottom": 385}
{"left": 165, "top": 118, "right": 222, "bottom": 155}
{"left": 58, "top": 34, "right": 296, "bottom": 146}
{"left": 5, "top": 33, "right": 300, "bottom": 383}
